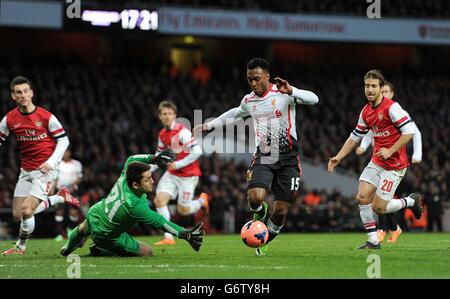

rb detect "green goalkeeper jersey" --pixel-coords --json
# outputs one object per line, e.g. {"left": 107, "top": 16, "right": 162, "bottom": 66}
{"left": 87, "top": 154, "right": 182, "bottom": 238}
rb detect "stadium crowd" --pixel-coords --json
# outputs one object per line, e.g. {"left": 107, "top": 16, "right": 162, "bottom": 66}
{"left": 0, "top": 54, "right": 448, "bottom": 238}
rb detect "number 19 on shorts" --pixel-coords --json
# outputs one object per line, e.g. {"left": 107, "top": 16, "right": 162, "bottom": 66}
{"left": 290, "top": 177, "right": 300, "bottom": 191}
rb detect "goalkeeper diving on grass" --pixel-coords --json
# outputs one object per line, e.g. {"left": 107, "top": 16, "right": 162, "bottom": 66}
{"left": 60, "top": 149, "right": 205, "bottom": 257}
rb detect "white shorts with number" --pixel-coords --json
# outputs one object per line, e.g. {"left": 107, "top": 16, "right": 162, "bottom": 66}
{"left": 359, "top": 161, "right": 406, "bottom": 201}
{"left": 156, "top": 171, "right": 199, "bottom": 207}
{"left": 13, "top": 168, "right": 58, "bottom": 201}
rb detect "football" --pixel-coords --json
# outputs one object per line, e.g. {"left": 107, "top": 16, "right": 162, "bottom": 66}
{"left": 240, "top": 220, "right": 269, "bottom": 248}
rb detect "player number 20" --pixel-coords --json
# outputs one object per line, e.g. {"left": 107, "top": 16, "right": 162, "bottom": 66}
{"left": 290, "top": 177, "right": 300, "bottom": 191}
{"left": 381, "top": 179, "right": 394, "bottom": 192}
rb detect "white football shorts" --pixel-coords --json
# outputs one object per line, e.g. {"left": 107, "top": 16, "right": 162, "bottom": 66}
{"left": 13, "top": 168, "right": 58, "bottom": 201}
{"left": 156, "top": 171, "right": 199, "bottom": 206}
{"left": 359, "top": 161, "right": 406, "bottom": 201}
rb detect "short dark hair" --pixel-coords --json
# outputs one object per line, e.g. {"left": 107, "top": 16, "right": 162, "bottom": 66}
{"left": 384, "top": 81, "right": 394, "bottom": 93}
{"left": 158, "top": 100, "right": 178, "bottom": 114}
{"left": 364, "top": 69, "right": 386, "bottom": 87}
{"left": 126, "top": 162, "right": 151, "bottom": 188}
{"left": 10, "top": 76, "right": 32, "bottom": 91}
{"left": 246, "top": 58, "right": 270, "bottom": 72}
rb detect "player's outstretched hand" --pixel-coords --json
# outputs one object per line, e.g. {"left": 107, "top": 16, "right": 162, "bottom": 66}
{"left": 328, "top": 156, "right": 341, "bottom": 173}
{"left": 154, "top": 149, "right": 177, "bottom": 169}
{"left": 179, "top": 222, "right": 205, "bottom": 252}
{"left": 274, "top": 77, "right": 293, "bottom": 95}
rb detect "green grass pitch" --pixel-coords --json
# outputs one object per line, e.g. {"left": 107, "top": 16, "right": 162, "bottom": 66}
{"left": 1, "top": 233, "right": 449, "bottom": 279}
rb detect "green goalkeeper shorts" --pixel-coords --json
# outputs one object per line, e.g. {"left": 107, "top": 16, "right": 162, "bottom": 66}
{"left": 86, "top": 204, "right": 140, "bottom": 256}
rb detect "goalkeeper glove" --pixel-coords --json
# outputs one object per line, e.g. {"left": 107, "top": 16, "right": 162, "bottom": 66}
{"left": 154, "top": 149, "right": 177, "bottom": 169}
{"left": 178, "top": 222, "right": 205, "bottom": 252}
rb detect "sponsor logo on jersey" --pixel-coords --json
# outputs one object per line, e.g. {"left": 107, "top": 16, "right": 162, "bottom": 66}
{"left": 373, "top": 130, "right": 390, "bottom": 137}
{"left": 17, "top": 133, "right": 48, "bottom": 141}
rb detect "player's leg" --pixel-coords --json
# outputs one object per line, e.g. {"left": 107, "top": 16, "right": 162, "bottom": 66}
{"left": 1, "top": 195, "right": 41, "bottom": 256}
{"left": 32, "top": 168, "right": 79, "bottom": 215}
{"left": 12, "top": 197, "right": 26, "bottom": 224}
{"left": 35, "top": 188, "right": 80, "bottom": 214}
{"left": 356, "top": 162, "right": 381, "bottom": 249}
{"left": 10, "top": 197, "right": 25, "bottom": 242}
{"left": 60, "top": 219, "right": 90, "bottom": 256}
{"left": 266, "top": 200, "right": 291, "bottom": 244}
{"left": 2, "top": 171, "right": 36, "bottom": 255}
{"left": 16, "top": 195, "right": 40, "bottom": 250}
{"left": 371, "top": 169, "right": 411, "bottom": 244}
{"left": 90, "top": 233, "right": 153, "bottom": 257}
{"left": 12, "top": 169, "right": 31, "bottom": 222}
{"left": 154, "top": 172, "right": 177, "bottom": 245}
{"left": 176, "top": 177, "right": 209, "bottom": 215}
{"left": 16, "top": 170, "right": 61, "bottom": 251}
{"left": 355, "top": 181, "right": 379, "bottom": 248}
{"left": 246, "top": 163, "right": 273, "bottom": 221}
{"left": 256, "top": 160, "right": 299, "bottom": 256}
{"left": 371, "top": 168, "right": 422, "bottom": 218}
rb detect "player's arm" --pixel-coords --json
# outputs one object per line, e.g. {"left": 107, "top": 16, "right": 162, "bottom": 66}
{"left": 122, "top": 154, "right": 155, "bottom": 174}
{"left": 169, "top": 129, "right": 202, "bottom": 170}
{"left": 274, "top": 77, "right": 319, "bottom": 105}
{"left": 192, "top": 102, "right": 249, "bottom": 135}
{"left": 412, "top": 122, "right": 422, "bottom": 163}
{"left": 0, "top": 116, "right": 9, "bottom": 148}
{"left": 122, "top": 150, "right": 176, "bottom": 174}
{"left": 376, "top": 103, "right": 415, "bottom": 160}
{"left": 134, "top": 203, "right": 204, "bottom": 251}
{"left": 42, "top": 115, "right": 70, "bottom": 173}
{"left": 328, "top": 111, "right": 368, "bottom": 172}
{"left": 134, "top": 202, "right": 184, "bottom": 234}
{"left": 356, "top": 130, "right": 374, "bottom": 155}
{"left": 328, "top": 137, "right": 359, "bottom": 172}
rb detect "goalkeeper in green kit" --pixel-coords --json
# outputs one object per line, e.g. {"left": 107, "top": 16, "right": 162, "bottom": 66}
{"left": 60, "top": 149, "right": 204, "bottom": 257}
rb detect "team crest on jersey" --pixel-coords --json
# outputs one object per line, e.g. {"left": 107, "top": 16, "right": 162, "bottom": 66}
{"left": 275, "top": 109, "right": 282, "bottom": 118}
{"left": 34, "top": 120, "right": 43, "bottom": 128}
{"left": 378, "top": 113, "right": 383, "bottom": 121}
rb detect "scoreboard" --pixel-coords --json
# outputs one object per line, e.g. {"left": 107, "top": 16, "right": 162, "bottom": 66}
{"left": 64, "top": 4, "right": 158, "bottom": 32}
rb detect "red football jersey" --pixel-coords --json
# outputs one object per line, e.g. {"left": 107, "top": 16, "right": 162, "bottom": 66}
{"left": 157, "top": 122, "right": 201, "bottom": 177}
{"left": 352, "top": 98, "right": 413, "bottom": 170}
{"left": 0, "top": 107, "right": 66, "bottom": 171}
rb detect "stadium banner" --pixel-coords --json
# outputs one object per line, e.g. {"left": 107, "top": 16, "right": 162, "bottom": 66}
{"left": 0, "top": 0, "right": 62, "bottom": 29}
{"left": 158, "top": 8, "right": 450, "bottom": 45}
